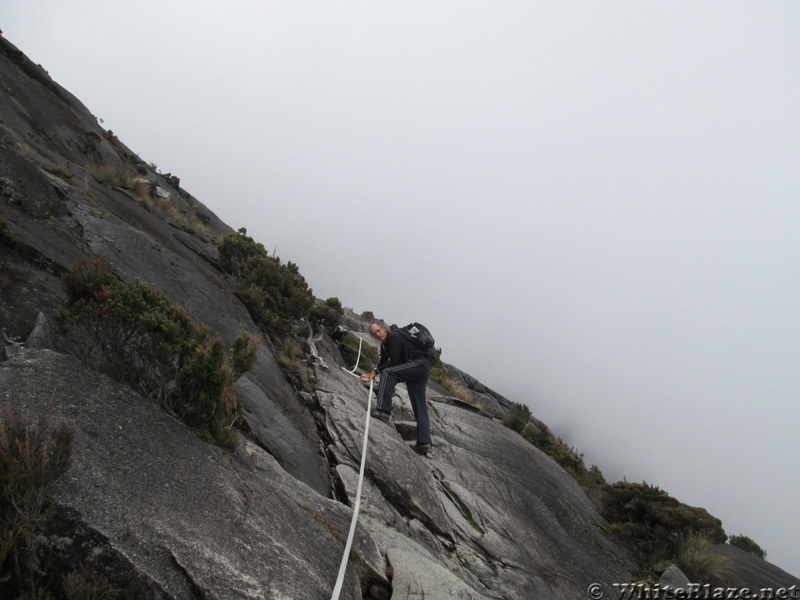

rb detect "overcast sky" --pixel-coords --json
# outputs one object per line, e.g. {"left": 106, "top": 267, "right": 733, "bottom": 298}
{"left": 5, "top": 1, "right": 799, "bottom": 575}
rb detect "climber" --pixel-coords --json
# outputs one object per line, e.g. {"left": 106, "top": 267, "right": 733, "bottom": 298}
{"left": 360, "top": 321, "right": 432, "bottom": 455}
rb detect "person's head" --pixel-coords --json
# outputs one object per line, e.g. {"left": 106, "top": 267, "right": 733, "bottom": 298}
{"left": 369, "top": 321, "right": 389, "bottom": 343}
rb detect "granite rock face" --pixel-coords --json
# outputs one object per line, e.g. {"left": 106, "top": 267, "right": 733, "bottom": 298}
{"left": 712, "top": 544, "right": 800, "bottom": 591}
{"left": 0, "top": 34, "right": 637, "bottom": 598}
{"left": 3, "top": 33, "right": 794, "bottom": 599}
{"left": 312, "top": 357, "right": 633, "bottom": 600}
{"left": 1, "top": 349, "right": 382, "bottom": 600}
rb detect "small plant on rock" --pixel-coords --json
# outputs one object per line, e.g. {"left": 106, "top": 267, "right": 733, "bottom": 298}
{"left": 676, "top": 534, "right": 735, "bottom": 585}
{"left": 503, "top": 402, "right": 531, "bottom": 433}
{"left": 89, "top": 162, "right": 135, "bottom": 188}
{"left": 0, "top": 403, "right": 73, "bottom": 597}
{"left": 217, "top": 232, "right": 314, "bottom": 337}
{"left": 177, "top": 338, "right": 240, "bottom": 448}
{"left": 44, "top": 163, "right": 73, "bottom": 183}
{"left": 728, "top": 534, "right": 766, "bottom": 560}
{"left": 56, "top": 258, "right": 241, "bottom": 449}
{"left": 57, "top": 258, "right": 207, "bottom": 404}
{"left": 232, "top": 330, "right": 259, "bottom": 378}
{"left": 308, "top": 297, "right": 344, "bottom": 333}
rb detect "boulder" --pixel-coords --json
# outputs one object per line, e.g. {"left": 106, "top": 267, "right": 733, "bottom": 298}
{"left": 659, "top": 563, "right": 691, "bottom": 588}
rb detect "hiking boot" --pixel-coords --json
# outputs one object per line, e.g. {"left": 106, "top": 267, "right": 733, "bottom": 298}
{"left": 413, "top": 443, "right": 431, "bottom": 456}
{"left": 370, "top": 409, "right": 392, "bottom": 424}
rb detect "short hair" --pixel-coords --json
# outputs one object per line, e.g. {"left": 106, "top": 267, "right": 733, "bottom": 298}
{"left": 369, "top": 320, "right": 389, "bottom": 333}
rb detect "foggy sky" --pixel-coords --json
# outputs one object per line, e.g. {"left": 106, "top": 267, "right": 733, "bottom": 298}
{"left": 5, "top": 1, "right": 799, "bottom": 574}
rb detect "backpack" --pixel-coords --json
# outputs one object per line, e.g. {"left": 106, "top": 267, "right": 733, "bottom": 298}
{"left": 392, "top": 322, "right": 436, "bottom": 359}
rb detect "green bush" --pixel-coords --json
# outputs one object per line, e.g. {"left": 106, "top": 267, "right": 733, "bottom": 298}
{"left": 178, "top": 338, "right": 239, "bottom": 449}
{"left": 89, "top": 162, "right": 135, "bottom": 188}
{"left": 276, "top": 337, "right": 304, "bottom": 386}
{"left": 427, "top": 357, "right": 470, "bottom": 402}
{"left": 0, "top": 405, "right": 73, "bottom": 598}
{"left": 503, "top": 402, "right": 531, "bottom": 433}
{"left": 599, "top": 481, "right": 727, "bottom": 569}
{"left": 521, "top": 422, "right": 605, "bottom": 488}
{"left": 232, "top": 330, "right": 259, "bottom": 378}
{"left": 56, "top": 258, "right": 241, "bottom": 449}
{"left": 442, "top": 378, "right": 471, "bottom": 402}
{"left": 57, "top": 258, "right": 206, "bottom": 404}
{"left": 218, "top": 231, "right": 268, "bottom": 274}
{"left": 428, "top": 351, "right": 449, "bottom": 386}
{"left": 308, "top": 297, "right": 344, "bottom": 333}
{"left": 218, "top": 232, "right": 314, "bottom": 336}
{"left": 728, "top": 534, "right": 766, "bottom": 560}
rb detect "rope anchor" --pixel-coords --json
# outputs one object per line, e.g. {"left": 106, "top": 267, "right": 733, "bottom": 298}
{"left": 342, "top": 335, "right": 364, "bottom": 375}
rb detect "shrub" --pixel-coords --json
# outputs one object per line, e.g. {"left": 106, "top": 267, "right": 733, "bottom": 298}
{"left": 428, "top": 354, "right": 448, "bottom": 386}
{"left": 0, "top": 404, "right": 73, "bottom": 598}
{"left": 599, "top": 481, "right": 726, "bottom": 569}
{"left": 89, "top": 163, "right": 135, "bottom": 188}
{"left": 277, "top": 337, "right": 303, "bottom": 372}
{"left": 218, "top": 232, "right": 314, "bottom": 337}
{"left": 232, "top": 330, "right": 259, "bottom": 378}
{"left": 57, "top": 258, "right": 207, "bottom": 404}
{"left": 427, "top": 357, "right": 472, "bottom": 402}
{"left": 677, "top": 534, "right": 735, "bottom": 585}
{"left": 728, "top": 534, "right": 766, "bottom": 560}
{"left": 308, "top": 297, "right": 344, "bottom": 333}
{"left": 177, "top": 338, "right": 240, "bottom": 449}
{"left": 218, "top": 232, "right": 268, "bottom": 274}
{"left": 276, "top": 337, "right": 305, "bottom": 386}
{"left": 503, "top": 402, "right": 531, "bottom": 433}
{"left": 521, "top": 422, "right": 605, "bottom": 488}
{"left": 56, "top": 258, "right": 241, "bottom": 449}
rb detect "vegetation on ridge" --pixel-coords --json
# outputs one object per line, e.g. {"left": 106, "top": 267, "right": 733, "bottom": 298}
{"left": 56, "top": 258, "right": 245, "bottom": 449}
{"left": 502, "top": 401, "right": 606, "bottom": 489}
{"left": 495, "top": 401, "right": 757, "bottom": 583}
{"left": 217, "top": 231, "right": 315, "bottom": 338}
{"left": 729, "top": 534, "right": 767, "bottom": 560}
{"left": 216, "top": 230, "right": 350, "bottom": 389}
{"left": 598, "top": 481, "right": 729, "bottom": 580}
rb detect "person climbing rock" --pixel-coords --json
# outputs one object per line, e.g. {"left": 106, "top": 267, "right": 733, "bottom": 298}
{"left": 360, "top": 321, "right": 432, "bottom": 455}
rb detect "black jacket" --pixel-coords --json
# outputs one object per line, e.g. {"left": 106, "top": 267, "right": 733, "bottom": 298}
{"left": 376, "top": 331, "right": 415, "bottom": 374}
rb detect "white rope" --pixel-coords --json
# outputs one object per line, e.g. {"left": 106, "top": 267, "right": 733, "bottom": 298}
{"left": 342, "top": 335, "right": 364, "bottom": 374}
{"left": 330, "top": 377, "right": 373, "bottom": 600}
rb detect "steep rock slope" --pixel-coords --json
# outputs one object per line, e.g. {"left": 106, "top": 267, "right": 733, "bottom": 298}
{"left": 0, "top": 35, "right": 635, "bottom": 597}
{"left": 2, "top": 346, "right": 384, "bottom": 600}
{"left": 2, "top": 35, "right": 793, "bottom": 598}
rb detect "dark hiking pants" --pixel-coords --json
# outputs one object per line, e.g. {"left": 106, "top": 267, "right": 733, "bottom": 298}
{"left": 376, "top": 357, "right": 432, "bottom": 445}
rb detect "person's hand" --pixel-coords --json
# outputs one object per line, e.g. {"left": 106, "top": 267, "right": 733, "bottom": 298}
{"left": 359, "top": 371, "right": 376, "bottom": 382}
